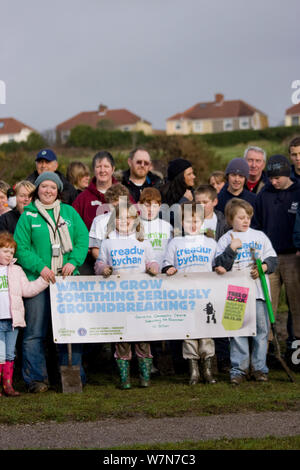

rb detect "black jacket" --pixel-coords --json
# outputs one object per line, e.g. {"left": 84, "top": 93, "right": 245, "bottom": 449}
{"left": 26, "top": 170, "right": 78, "bottom": 205}
{"left": 122, "top": 169, "right": 162, "bottom": 203}
{"left": 0, "top": 208, "right": 21, "bottom": 234}
{"left": 254, "top": 180, "right": 300, "bottom": 254}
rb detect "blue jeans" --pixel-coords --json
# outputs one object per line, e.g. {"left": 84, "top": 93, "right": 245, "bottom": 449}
{"left": 0, "top": 319, "right": 19, "bottom": 363}
{"left": 22, "top": 289, "right": 51, "bottom": 385}
{"left": 230, "top": 300, "right": 269, "bottom": 378}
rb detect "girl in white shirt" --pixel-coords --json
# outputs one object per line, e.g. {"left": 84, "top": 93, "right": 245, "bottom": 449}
{"left": 95, "top": 203, "right": 158, "bottom": 390}
{"left": 162, "top": 202, "right": 217, "bottom": 385}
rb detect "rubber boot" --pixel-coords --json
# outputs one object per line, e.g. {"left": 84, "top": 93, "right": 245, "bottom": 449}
{"left": 138, "top": 357, "right": 152, "bottom": 387}
{"left": 2, "top": 361, "right": 20, "bottom": 397}
{"left": 188, "top": 359, "right": 200, "bottom": 385}
{"left": 201, "top": 357, "right": 217, "bottom": 384}
{"left": 116, "top": 359, "right": 131, "bottom": 390}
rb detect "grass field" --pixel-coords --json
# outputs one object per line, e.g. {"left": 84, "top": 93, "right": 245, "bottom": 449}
{"left": 2, "top": 363, "right": 299, "bottom": 426}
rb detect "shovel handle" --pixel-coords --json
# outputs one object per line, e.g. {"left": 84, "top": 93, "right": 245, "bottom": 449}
{"left": 254, "top": 258, "right": 275, "bottom": 324}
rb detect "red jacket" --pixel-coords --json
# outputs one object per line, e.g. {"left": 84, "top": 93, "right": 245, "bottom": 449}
{"left": 72, "top": 177, "right": 119, "bottom": 230}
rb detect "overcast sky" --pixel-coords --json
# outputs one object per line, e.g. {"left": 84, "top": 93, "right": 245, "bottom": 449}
{"left": 1, "top": 0, "right": 299, "bottom": 133}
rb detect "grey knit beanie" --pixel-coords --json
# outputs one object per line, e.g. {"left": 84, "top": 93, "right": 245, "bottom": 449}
{"left": 34, "top": 171, "right": 63, "bottom": 192}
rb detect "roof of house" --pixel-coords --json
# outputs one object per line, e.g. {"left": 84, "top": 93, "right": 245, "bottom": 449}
{"left": 167, "top": 96, "right": 267, "bottom": 121}
{"left": 56, "top": 107, "right": 151, "bottom": 131}
{"left": 286, "top": 103, "right": 300, "bottom": 115}
{"left": 0, "top": 117, "right": 35, "bottom": 135}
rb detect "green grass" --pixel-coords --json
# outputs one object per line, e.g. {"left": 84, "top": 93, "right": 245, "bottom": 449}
{"left": 210, "top": 139, "right": 287, "bottom": 165}
{"left": 2, "top": 367, "right": 299, "bottom": 426}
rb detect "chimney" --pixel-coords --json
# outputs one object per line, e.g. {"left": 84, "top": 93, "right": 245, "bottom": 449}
{"left": 98, "top": 104, "right": 108, "bottom": 114}
{"left": 215, "top": 93, "right": 224, "bottom": 106}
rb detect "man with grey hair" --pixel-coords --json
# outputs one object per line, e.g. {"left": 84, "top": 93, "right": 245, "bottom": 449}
{"left": 244, "top": 146, "right": 268, "bottom": 194}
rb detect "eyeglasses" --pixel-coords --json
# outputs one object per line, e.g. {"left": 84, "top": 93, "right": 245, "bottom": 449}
{"left": 135, "top": 160, "right": 150, "bottom": 166}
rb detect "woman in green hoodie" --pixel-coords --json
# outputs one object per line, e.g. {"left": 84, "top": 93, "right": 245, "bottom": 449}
{"left": 14, "top": 172, "right": 89, "bottom": 393}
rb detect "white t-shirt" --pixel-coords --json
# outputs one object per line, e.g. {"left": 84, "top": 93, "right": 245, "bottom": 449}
{"left": 215, "top": 228, "right": 277, "bottom": 300}
{"left": 141, "top": 217, "right": 173, "bottom": 268}
{"left": 202, "top": 213, "right": 218, "bottom": 235}
{"left": 98, "top": 230, "right": 157, "bottom": 274}
{"left": 0, "top": 266, "right": 11, "bottom": 320}
{"left": 162, "top": 234, "right": 217, "bottom": 273}
{"left": 89, "top": 212, "right": 111, "bottom": 248}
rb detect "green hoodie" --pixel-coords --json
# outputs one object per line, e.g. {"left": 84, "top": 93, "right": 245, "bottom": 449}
{"left": 14, "top": 201, "right": 89, "bottom": 280}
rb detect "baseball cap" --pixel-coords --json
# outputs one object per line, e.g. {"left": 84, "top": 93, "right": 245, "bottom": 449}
{"left": 35, "top": 149, "right": 57, "bottom": 162}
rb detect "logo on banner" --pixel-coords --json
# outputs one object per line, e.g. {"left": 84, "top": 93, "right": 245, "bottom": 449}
{"left": 222, "top": 285, "right": 249, "bottom": 330}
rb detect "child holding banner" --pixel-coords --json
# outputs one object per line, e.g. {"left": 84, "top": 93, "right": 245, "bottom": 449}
{"left": 138, "top": 188, "right": 173, "bottom": 269}
{"left": 0, "top": 232, "right": 48, "bottom": 397}
{"left": 214, "top": 198, "right": 278, "bottom": 385}
{"left": 95, "top": 203, "right": 159, "bottom": 389}
{"left": 162, "top": 201, "right": 218, "bottom": 385}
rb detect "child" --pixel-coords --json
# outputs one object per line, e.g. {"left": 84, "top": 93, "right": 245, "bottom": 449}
{"left": 195, "top": 184, "right": 231, "bottom": 373}
{"left": 195, "top": 184, "right": 230, "bottom": 241}
{"left": 138, "top": 188, "right": 173, "bottom": 269}
{"left": 214, "top": 198, "right": 278, "bottom": 385}
{"left": 94, "top": 203, "right": 159, "bottom": 390}
{"left": 209, "top": 171, "right": 226, "bottom": 194}
{"left": 89, "top": 183, "right": 131, "bottom": 261}
{"left": 0, "top": 232, "right": 48, "bottom": 396}
{"left": 162, "top": 202, "right": 218, "bottom": 385}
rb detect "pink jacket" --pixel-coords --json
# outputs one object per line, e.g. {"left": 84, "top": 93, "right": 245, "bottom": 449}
{"left": 7, "top": 261, "right": 49, "bottom": 328}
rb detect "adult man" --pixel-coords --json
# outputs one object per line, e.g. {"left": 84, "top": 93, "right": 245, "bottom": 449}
{"left": 27, "top": 149, "right": 77, "bottom": 205}
{"left": 288, "top": 136, "right": 300, "bottom": 181}
{"left": 122, "top": 147, "right": 162, "bottom": 202}
{"left": 216, "top": 158, "right": 256, "bottom": 214}
{"left": 244, "top": 146, "right": 268, "bottom": 193}
{"left": 254, "top": 155, "right": 300, "bottom": 353}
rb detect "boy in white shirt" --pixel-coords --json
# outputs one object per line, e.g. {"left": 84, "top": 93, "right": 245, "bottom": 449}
{"left": 162, "top": 202, "right": 217, "bottom": 385}
{"left": 195, "top": 184, "right": 231, "bottom": 373}
{"left": 138, "top": 188, "right": 173, "bottom": 269}
{"left": 214, "top": 198, "right": 278, "bottom": 385}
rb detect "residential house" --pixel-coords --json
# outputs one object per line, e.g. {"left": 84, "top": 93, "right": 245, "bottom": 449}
{"left": 285, "top": 103, "right": 300, "bottom": 127}
{"left": 166, "top": 94, "right": 269, "bottom": 135}
{"left": 0, "top": 117, "right": 35, "bottom": 144}
{"left": 56, "top": 104, "right": 153, "bottom": 143}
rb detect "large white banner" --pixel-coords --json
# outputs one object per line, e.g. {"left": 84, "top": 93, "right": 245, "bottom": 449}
{"left": 50, "top": 272, "right": 257, "bottom": 344}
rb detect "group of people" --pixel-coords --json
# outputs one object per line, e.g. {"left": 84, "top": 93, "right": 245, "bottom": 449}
{"left": 0, "top": 138, "right": 299, "bottom": 395}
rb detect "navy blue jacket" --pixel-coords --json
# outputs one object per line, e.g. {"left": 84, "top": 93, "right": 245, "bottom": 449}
{"left": 216, "top": 183, "right": 257, "bottom": 214}
{"left": 293, "top": 204, "right": 300, "bottom": 250}
{"left": 254, "top": 180, "right": 300, "bottom": 254}
{"left": 291, "top": 165, "right": 300, "bottom": 182}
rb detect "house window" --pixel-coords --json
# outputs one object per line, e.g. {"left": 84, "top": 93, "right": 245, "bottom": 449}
{"left": 175, "top": 121, "right": 182, "bottom": 130}
{"left": 0, "top": 122, "right": 4, "bottom": 129}
{"left": 193, "top": 120, "right": 203, "bottom": 133}
{"left": 239, "top": 117, "right": 250, "bottom": 129}
{"left": 223, "top": 119, "right": 233, "bottom": 131}
{"left": 292, "top": 116, "right": 299, "bottom": 126}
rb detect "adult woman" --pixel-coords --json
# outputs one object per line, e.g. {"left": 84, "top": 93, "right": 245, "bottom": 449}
{"left": 72, "top": 151, "right": 118, "bottom": 230}
{"left": 14, "top": 172, "right": 89, "bottom": 393}
{"left": 66, "top": 161, "right": 90, "bottom": 195}
{"left": 0, "top": 180, "right": 35, "bottom": 234}
{"left": 159, "top": 158, "right": 196, "bottom": 207}
{"left": 0, "top": 180, "right": 11, "bottom": 216}
{"left": 72, "top": 151, "right": 118, "bottom": 274}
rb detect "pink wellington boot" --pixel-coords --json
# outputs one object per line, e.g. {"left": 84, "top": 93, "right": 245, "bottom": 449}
{"left": 2, "top": 361, "right": 20, "bottom": 397}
